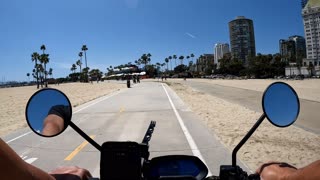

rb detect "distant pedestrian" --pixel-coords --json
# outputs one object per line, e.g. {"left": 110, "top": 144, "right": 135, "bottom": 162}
{"left": 137, "top": 75, "right": 140, "bottom": 83}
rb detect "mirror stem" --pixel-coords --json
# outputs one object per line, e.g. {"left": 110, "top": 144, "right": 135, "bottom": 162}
{"left": 232, "top": 114, "right": 265, "bottom": 167}
{"left": 69, "top": 122, "right": 102, "bottom": 151}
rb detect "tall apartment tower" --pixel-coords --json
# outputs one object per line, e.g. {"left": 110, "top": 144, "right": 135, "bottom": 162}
{"left": 302, "top": 0, "right": 320, "bottom": 66}
{"left": 289, "top": 35, "right": 307, "bottom": 63}
{"left": 214, "top": 43, "right": 230, "bottom": 69}
{"left": 229, "top": 16, "right": 256, "bottom": 65}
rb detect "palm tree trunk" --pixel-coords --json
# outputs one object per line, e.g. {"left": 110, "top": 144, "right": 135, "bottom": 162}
{"left": 44, "top": 63, "right": 47, "bottom": 87}
{"left": 35, "top": 62, "right": 39, "bottom": 89}
{"left": 84, "top": 51, "right": 87, "bottom": 69}
{"left": 84, "top": 51, "right": 88, "bottom": 82}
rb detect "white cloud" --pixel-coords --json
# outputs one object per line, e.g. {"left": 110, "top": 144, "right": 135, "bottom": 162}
{"left": 185, "top": 32, "right": 196, "bottom": 39}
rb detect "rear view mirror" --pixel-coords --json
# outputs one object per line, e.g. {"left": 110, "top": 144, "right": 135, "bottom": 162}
{"left": 25, "top": 88, "right": 72, "bottom": 137}
{"left": 262, "top": 82, "right": 300, "bottom": 127}
{"left": 144, "top": 155, "right": 208, "bottom": 180}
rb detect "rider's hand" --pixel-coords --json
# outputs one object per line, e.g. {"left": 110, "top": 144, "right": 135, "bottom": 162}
{"left": 256, "top": 162, "right": 297, "bottom": 180}
{"left": 49, "top": 166, "right": 92, "bottom": 180}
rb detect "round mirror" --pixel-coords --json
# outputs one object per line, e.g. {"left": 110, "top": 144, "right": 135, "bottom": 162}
{"left": 262, "top": 82, "right": 300, "bottom": 127}
{"left": 25, "top": 88, "right": 72, "bottom": 137}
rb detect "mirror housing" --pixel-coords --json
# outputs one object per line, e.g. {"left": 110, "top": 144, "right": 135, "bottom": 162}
{"left": 25, "top": 88, "right": 72, "bottom": 137}
{"left": 262, "top": 82, "right": 300, "bottom": 127}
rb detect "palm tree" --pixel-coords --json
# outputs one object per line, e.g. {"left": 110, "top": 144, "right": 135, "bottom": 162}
{"left": 40, "top": 45, "right": 46, "bottom": 54}
{"left": 81, "top": 45, "right": 89, "bottom": 82}
{"left": 37, "top": 64, "right": 44, "bottom": 88}
{"left": 173, "top": 55, "right": 177, "bottom": 68}
{"left": 40, "top": 45, "right": 49, "bottom": 87}
{"left": 26, "top": 73, "right": 30, "bottom": 82}
{"left": 48, "top": 68, "right": 53, "bottom": 78}
{"left": 165, "top": 58, "right": 169, "bottom": 71}
{"left": 79, "top": 52, "right": 83, "bottom": 68}
{"left": 141, "top": 54, "right": 148, "bottom": 71}
{"left": 31, "top": 52, "right": 40, "bottom": 89}
{"left": 168, "top": 56, "right": 172, "bottom": 71}
{"left": 76, "top": 59, "right": 82, "bottom": 73}
{"left": 71, "top": 64, "right": 77, "bottom": 73}
{"left": 190, "top": 53, "right": 195, "bottom": 62}
{"left": 179, "top": 56, "right": 184, "bottom": 65}
{"left": 81, "top": 45, "right": 88, "bottom": 69}
{"left": 186, "top": 56, "right": 190, "bottom": 67}
{"left": 39, "top": 53, "right": 49, "bottom": 87}
{"left": 161, "top": 63, "right": 166, "bottom": 72}
{"left": 147, "top": 53, "right": 152, "bottom": 64}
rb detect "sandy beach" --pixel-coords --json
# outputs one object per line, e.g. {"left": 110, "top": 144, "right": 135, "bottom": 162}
{"left": 167, "top": 79, "right": 320, "bottom": 171}
{"left": 0, "top": 82, "right": 125, "bottom": 137}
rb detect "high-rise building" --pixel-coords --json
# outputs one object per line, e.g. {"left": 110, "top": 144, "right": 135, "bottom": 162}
{"left": 214, "top": 43, "right": 230, "bottom": 69}
{"left": 280, "top": 36, "right": 306, "bottom": 64}
{"left": 196, "top": 54, "right": 214, "bottom": 73}
{"left": 289, "top": 35, "right": 307, "bottom": 63}
{"left": 280, "top": 39, "right": 296, "bottom": 63}
{"left": 229, "top": 16, "right": 256, "bottom": 66}
{"left": 302, "top": 0, "right": 320, "bottom": 67}
{"left": 302, "top": 0, "right": 309, "bottom": 9}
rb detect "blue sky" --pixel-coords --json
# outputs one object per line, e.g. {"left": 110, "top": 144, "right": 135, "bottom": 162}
{"left": 0, "top": 0, "right": 305, "bottom": 81}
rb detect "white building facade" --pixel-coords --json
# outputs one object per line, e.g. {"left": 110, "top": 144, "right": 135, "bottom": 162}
{"left": 214, "top": 43, "right": 230, "bottom": 69}
{"left": 302, "top": 0, "right": 320, "bottom": 75}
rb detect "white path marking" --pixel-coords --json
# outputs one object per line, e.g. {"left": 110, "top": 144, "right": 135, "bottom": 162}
{"left": 6, "top": 131, "right": 32, "bottom": 143}
{"left": 162, "top": 83, "right": 212, "bottom": 176}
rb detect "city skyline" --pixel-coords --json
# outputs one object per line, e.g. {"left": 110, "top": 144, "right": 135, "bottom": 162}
{"left": 0, "top": 0, "right": 306, "bottom": 81}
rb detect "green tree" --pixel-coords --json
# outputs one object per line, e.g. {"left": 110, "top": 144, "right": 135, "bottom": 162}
{"left": 174, "top": 64, "right": 188, "bottom": 73}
